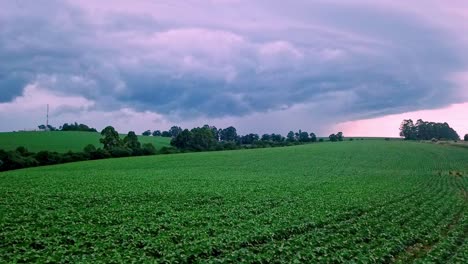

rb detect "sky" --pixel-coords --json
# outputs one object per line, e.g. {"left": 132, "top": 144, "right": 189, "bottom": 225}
{"left": 0, "top": 0, "right": 467, "bottom": 137}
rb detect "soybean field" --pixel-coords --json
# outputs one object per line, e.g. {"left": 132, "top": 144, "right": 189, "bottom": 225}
{"left": 0, "top": 141, "right": 466, "bottom": 263}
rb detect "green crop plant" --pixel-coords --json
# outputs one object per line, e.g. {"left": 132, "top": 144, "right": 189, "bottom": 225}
{"left": 0, "top": 140, "right": 466, "bottom": 262}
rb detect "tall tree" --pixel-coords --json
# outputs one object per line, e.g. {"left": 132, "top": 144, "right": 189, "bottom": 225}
{"left": 400, "top": 119, "right": 417, "bottom": 140}
{"left": 169, "top": 126, "right": 183, "bottom": 138}
{"left": 152, "top": 130, "right": 161, "bottom": 136}
{"left": 298, "top": 131, "right": 310, "bottom": 142}
{"left": 464, "top": 134, "right": 468, "bottom": 141}
{"left": 287, "top": 131, "right": 295, "bottom": 142}
{"left": 220, "top": 126, "right": 237, "bottom": 141}
{"left": 336, "top": 132, "right": 344, "bottom": 141}
{"left": 400, "top": 119, "right": 459, "bottom": 140}
{"left": 124, "top": 131, "right": 141, "bottom": 151}
{"left": 100, "top": 126, "right": 121, "bottom": 150}
{"left": 309, "top": 132, "right": 317, "bottom": 142}
{"left": 171, "top": 129, "right": 192, "bottom": 149}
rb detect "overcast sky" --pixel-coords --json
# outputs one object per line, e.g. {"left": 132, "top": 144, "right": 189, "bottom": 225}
{"left": 1, "top": 0, "right": 467, "bottom": 136}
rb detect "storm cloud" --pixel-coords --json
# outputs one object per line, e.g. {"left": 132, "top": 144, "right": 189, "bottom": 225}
{"left": 0, "top": 0, "right": 467, "bottom": 134}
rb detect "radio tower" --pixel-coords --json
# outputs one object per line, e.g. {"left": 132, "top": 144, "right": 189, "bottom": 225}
{"left": 46, "top": 104, "right": 49, "bottom": 131}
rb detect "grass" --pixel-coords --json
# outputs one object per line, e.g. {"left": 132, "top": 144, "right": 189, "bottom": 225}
{"left": 0, "top": 140, "right": 467, "bottom": 262}
{"left": 0, "top": 131, "right": 171, "bottom": 153}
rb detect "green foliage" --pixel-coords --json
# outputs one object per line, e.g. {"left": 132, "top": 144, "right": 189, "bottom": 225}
{"left": 0, "top": 141, "right": 467, "bottom": 262}
{"left": 169, "top": 126, "right": 183, "bottom": 138}
{"left": 400, "top": 119, "right": 459, "bottom": 140}
{"left": 171, "top": 127, "right": 217, "bottom": 151}
{"left": 83, "top": 144, "right": 97, "bottom": 154}
{"left": 220, "top": 126, "right": 238, "bottom": 141}
{"left": 100, "top": 126, "right": 122, "bottom": 150}
{"left": 109, "top": 146, "right": 133, "bottom": 157}
{"left": 124, "top": 131, "right": 142, "bottom": 154}
{"left": 0, "top": 131, "right": 170, "bottom": 153}
{"left": 464, "top": 134, "right": 468, "bottom": 141}
{"left": 309, "top": 133, "right": 317, "bottom": 142}
{"left": 61, "top": 122, "right": 97, "bottom": 132}
{"left": 142, "top": 130, "right": 152, "bottom": 136}
{"left": 141, "top": 143, "right": 157, "bottom": 155}
{"left": 287, "top": 131, "right": 295, "bottom": 142}
{"left": 159, "top": 146, "right": 179, "bottom": 154}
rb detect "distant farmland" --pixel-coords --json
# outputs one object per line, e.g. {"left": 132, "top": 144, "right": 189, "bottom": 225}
{"left": 0, "top": 131, "right": 171, "bottom": 153}
{"left": 0, "top": 140, "right": 466, "bottom": 262}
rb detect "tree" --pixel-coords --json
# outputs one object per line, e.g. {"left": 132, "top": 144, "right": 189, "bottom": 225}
{"left": 309, "top": 133, "right": 317, "bottom": 142}
{"left": 100, "top": 126, "right": 122, "bottom": 150}
{"left": 161, "top": 131, "right": 172, "bottom": 137}
{"left": 83, "top": 144, "right": 97, "bottom": 154}
{"left": 171, "top": 129, "right": 192, "bottom": 149}
{"left": 169, "top": 126, "right": 183, "bottom": 138}
{"left": 287, "top": 131, "right": 295, "bottom": 142}
{"left": 329, "top": 134, "right": 338, "bottom": 142}
{"left": 241, "top": 133, "right": 259, "bottom": 144}
{"left": 61, "top": 122, "right": 97, "bottom": 132}
{"left": 142, "top": 130, "right": 152, "bottom": 136}
{"left": 124, "top": 131, "right": 141, "bottom": 152}
{"left": 271, "top": 133, "right": 284, "bottom": 142}
{"left": 142, "top": 143, "right": 156, "bottom": 155}
{"left": 38, "top": 124, "right": 46, "bottom": 130}
{"left": 400, "top": 119, "right": 417, "bottom": 140}
{"left": 464, "top": 134, "right": 468, "bottom": 141}
{"left": 189, "top": 127, "right": 217, "bottom": 151}
{"left": 400, "top": 119, "right": 459, "bottom": 140}
{"left": 298, "top": 131, "right": 310, "bottom": 142}
{"left": 152, "top": 130, "right": 161, "bottom": 137}
{"left": 220, "top": 126, "right": 237, "bottom": 141}
{"left": 261, "top": 134, "right": 271, "bottom": 141}
{"left": 337, "top": 132, "right": 344, "bottom": 141}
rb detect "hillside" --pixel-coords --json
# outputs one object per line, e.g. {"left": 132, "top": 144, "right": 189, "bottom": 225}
{"left": 0, "top": 131, "right": 171, "bottom": 153}
{"left": 0, "top": 140, "right": 466, "bottom": 262}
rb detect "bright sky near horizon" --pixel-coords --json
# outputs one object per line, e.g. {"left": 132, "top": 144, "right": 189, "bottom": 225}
{"left": 0, "top": 0, "right": 467, "bottom": 136}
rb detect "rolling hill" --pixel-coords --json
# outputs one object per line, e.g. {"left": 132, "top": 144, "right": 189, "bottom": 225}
{"left": 0, "top": 131, "right": 171, "bottom": 153}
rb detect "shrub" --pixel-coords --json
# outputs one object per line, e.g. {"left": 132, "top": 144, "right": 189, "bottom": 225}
{"left": 83, "top": 144, "right": 97, "bottom": 154}
{"left": 349, "top": 138, "right": 354, "bottom": 141}
{"left": 319, "top": 138, "right": 324, "bottom": 142}
{"left": 109, "top": 147, "right": 132, "bottom": 158}
{"left": 159, "top": 146, "right": 179, "bottom": 154}
{"left": 62, "top": 151, "right": 89, "bottom": 163}
{"left": 141, "top": 143, "right": 156, "bottom": 155}
{"left": 89, "top": 148, "right": 111, "bottom": 160}
{"left": 34, "top": 151, "right": 63, "bottom": 165}
{"left": 16, "top": 146, "right": 30, "bottom": 156}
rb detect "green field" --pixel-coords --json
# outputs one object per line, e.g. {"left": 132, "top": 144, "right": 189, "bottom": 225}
{"left": 0, "top": 131, "right": 171, "bottom": 153}
{"left": 0, "top": 141, "right": 467, "bottom": 262}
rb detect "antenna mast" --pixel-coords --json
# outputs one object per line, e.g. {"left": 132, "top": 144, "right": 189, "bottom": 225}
{"left": 46, "top": 104, "right": 49, "bottom": 130}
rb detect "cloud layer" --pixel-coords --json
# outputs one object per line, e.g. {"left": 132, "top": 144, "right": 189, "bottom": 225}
{"left": 0, "top": 0, "right": 467, "bottom": 134}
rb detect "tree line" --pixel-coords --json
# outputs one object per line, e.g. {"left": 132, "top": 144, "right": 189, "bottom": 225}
{"left": 38, "top": 122, "right": 97, "bottom": 132}
{"left": 168, "top": 125, "right": 344, "bottom": 152}
{"left": 0, "top": 126, "right": 156, "bottom": 172}
{"left": 399, "top": 119, "right": 460, "bottom": 140}
{"left": 1, "top": 123, "right": 347, "bottom": 171}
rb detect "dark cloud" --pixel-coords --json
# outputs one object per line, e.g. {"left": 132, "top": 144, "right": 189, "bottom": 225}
{"left": 0, "top": 0, "right": 466, "bottom": 131}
